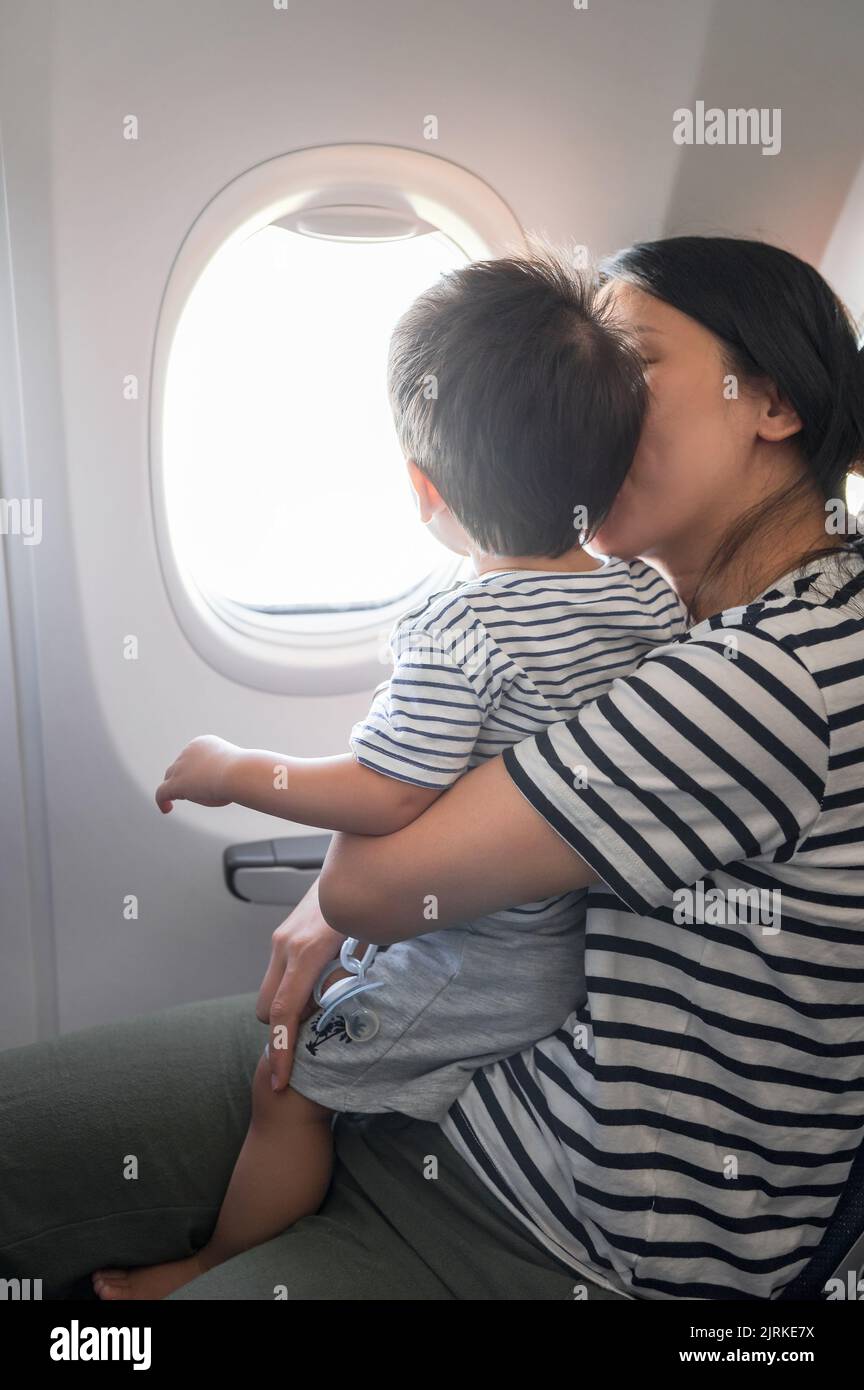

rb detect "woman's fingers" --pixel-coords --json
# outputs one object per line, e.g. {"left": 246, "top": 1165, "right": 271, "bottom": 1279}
{"left": 256, "top": 879, "right": 348, "bottom": 1092}
{"left": 255, "top": 935, "right": 287, "bottom": 1025}
{"left": 268, "top": 983, "right": 303, "bottom": 1092}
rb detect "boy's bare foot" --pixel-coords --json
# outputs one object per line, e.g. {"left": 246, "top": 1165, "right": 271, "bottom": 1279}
{"left": 92, "top": 1251, "right": 211, "bottom": 1301}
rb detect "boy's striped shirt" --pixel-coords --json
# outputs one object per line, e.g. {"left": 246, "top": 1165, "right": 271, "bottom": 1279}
{"left": 349, "top": 558, "right": 686, "bottom": 921}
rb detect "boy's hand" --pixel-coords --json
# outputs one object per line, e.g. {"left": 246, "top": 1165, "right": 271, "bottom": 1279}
{"left": 156, "top": 735, "right": 241, "bottom": 813}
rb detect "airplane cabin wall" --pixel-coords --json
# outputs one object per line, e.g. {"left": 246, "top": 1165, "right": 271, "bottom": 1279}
{"left": 0, "top": 0, "right": 861, "bottom": 1046}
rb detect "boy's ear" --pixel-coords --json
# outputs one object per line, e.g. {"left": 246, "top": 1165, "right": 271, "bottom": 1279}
{"left": 406, "top": 457, "right": 446, "bottom": 522}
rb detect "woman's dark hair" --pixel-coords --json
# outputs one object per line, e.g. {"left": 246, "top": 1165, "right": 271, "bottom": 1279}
{"left": 387, "top": 251, "right": 646, "bottom": 558}
{"left": 599, "top": 236, "right": 864, "bottom": 613}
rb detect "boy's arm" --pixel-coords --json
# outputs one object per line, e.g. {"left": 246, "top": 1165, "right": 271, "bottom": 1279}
{"left": 156, "top": 615, "right": 485, "bottom": 834}
{"left": 228, "top": 747, "right": 444, "bottom": 833}
{"left": 155, "top": 735, "right": 443, "bottom": 834}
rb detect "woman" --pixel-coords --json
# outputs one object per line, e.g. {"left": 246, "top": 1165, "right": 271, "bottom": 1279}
{"left": 2, "top": 237, "right": 862, "bottom": 1301}
{"left": 315, "top": 237, "right": 864, "bottom": 1300}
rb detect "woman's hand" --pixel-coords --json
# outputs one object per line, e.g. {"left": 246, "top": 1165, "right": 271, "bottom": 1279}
{"left": 256, "top": 877, "right": 347, "bottom": 1092}
{"left": 155, "top": 735, "right": 241, "bottom": 813}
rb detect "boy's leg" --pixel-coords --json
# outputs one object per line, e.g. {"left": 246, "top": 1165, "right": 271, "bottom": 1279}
{"left": 0, "top": 992, "right": 625, "bottom": 1300}
{"left": 201, "top": 1061, "right": 334, "bottom": 1263}
{"left": 0, "top": 993, "right": 267, "bottom": 1298}
{"left": 93, "top": 1056, "right": 335, "bottom": 1300}
{"left": 0, "top": 993, "right": 451, "bottom": 1302}
{"left": 168, "top": 1111, "right": 626, "bottom": 1301}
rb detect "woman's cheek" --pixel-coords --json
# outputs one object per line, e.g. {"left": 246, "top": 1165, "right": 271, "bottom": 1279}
{"left": 590, "top": 484, "right": 651, "bottom": 559}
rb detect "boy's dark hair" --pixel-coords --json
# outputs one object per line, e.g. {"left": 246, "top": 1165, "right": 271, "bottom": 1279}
{"left": 387, "top": 251, "right": 646, "bottom": 558}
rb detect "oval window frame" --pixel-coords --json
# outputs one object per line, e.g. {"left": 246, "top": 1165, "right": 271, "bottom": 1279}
{"left": 150, "top": 144, "right": 525, "bottom": 695}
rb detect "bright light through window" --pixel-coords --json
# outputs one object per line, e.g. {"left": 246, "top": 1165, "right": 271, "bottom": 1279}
{"left": 163, "top": 224, "right": 467, "bottom": 611}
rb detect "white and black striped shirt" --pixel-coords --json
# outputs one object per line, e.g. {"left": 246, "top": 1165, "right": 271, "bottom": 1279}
{"left": 350, "top": 559, "right": 686, "bottom": 920}
{"left": 440, "top": 541, "right": 864, "bottom": 1300}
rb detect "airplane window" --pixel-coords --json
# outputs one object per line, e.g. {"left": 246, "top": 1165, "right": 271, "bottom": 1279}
{"left": 162, "top": 220, "right": 467, "bottom": 616}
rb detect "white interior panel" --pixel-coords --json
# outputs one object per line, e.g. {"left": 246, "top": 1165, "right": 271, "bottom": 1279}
{"left": 0, "top": 0, "right": 861, "bottom": 1044}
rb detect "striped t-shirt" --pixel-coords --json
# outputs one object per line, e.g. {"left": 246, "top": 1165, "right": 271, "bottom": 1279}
{"left": 439, "top": 539, "right": 864, "bottom": 1300}
{"left": 350, "top": 559, "right": 686, "bottom": 921}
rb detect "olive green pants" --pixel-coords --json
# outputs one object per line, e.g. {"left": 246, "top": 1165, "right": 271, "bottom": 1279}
{"left": 0, "top": 992, "right": 624, "bottom": 1300}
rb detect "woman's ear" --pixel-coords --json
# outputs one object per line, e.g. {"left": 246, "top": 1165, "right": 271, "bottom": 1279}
{"left": 756, "top": 382, "right": 802, "bottom": 444}
{"left": 405, "top": 457, "right": 446, "bottom": 523}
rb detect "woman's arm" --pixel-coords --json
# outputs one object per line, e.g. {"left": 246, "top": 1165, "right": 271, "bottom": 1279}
{"left": 318, "top": 754, "right": 598, "bottom": 945}
{"left": 320, "top": 625, "right": 832, "bottom": 949}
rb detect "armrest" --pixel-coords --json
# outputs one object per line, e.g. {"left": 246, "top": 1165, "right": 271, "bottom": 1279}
{"left": 223, "top": 834, "right": 332, "bottom": 905}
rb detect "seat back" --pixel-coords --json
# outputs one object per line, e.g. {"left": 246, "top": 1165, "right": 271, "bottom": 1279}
{"left": 779, "top": 1135, "right": 864, "bottom": 1300}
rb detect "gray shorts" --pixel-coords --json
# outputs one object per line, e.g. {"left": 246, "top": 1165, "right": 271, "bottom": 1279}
{"left": 289, "top": 904, "right": 586, "bottom": 1124}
